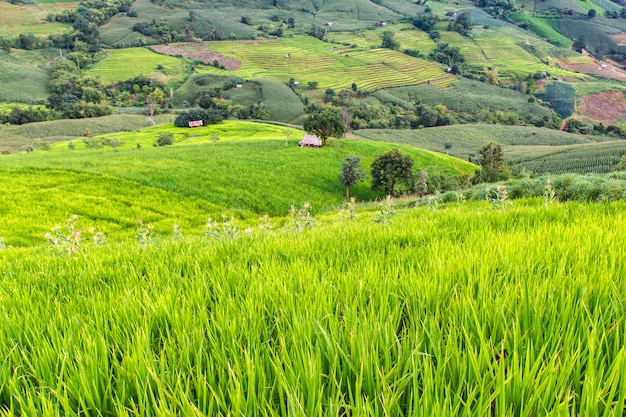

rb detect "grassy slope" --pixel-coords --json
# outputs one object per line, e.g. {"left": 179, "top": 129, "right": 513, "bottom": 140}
{"left": 356, "top": 124, "right": 626, "bottom": 174}
{"left": 85, "top": 48, "right": 191, "bottom": 86}
{"left": 0, "top": 121, "right": 475, "bottom": 246}
{"left": 0, "top": 114, "right": 176, "bottom": 153}
{"left": 0, "top": 59, "right": 50, "bottom": 103}
{"left": 1, "top": 201, "right": 625, "bottom": 415}
{"left": 0, "top": 1, "right": 71, "bottom": 36}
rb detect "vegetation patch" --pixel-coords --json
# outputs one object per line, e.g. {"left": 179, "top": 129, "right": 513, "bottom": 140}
{"left": 556, "top": 54, "right": 626, "bottom": 82}
{"left": 85, "top": 47, "right": 190, "bottom": 85}
{"left": 0, "top": 2, "right": 72, "bottom": 36}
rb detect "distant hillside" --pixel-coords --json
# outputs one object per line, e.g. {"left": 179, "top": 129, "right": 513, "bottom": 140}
{"left": 357, "top": 125, "right": 626, "bottom": 174}
{"left": 101, "top": 0, "right": 425, "bottom": 45}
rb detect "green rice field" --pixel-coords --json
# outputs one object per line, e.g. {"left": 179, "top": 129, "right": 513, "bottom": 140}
{"left": 177, "top": 36, "right": 455, "bottom": 90}
{"left": 357, "top": 124, "right": 626, "bottom": 174}
{"left": 85, "top": 48, "right": 191, "bottom": 85}
{"left": 0, "top": 199, "right": 625, "bottom": 415}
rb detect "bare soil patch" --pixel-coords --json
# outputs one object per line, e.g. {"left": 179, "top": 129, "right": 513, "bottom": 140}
{"left": 609, "top": 33, "right": 626, "bottom": 46}
{"left": 579, "top": 91, "right": 626, "bottom": 123}
{"left": 556, "top": 53, "right": 626, "bottom": 82}
{"left": 151, "top": 42, "right": 241, "bottom": 71}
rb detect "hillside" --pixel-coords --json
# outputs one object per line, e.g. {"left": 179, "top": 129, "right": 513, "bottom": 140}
{"left": 0, "top": 120, "right": 475, "bottom": 247}
{"left": 357, "top": 124, "right": 626, "bottom": 174}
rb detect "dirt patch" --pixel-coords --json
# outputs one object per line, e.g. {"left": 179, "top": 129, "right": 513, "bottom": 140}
{"left": 556, "top": 53, "right": 626, "bottom": 82}
{"left": 151, "top": 42, "right": 241, "bottom": 71}
{"left": 579, "top": 91, "right": 626, "bottom": 124}
{"left": 609, "top": 33, "right": 626, "bottom": 46}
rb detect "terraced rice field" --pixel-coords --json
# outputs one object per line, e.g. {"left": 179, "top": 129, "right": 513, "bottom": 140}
{"left": 174, "top": 36, "right": 455, "bottom": 90}
{"left": 326, "top": 23, "right": 437, "bottom": 53}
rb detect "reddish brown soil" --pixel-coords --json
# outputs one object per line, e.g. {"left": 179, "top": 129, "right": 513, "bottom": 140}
{"left": 151, "top": 42, "right": 241, "bottom": 70}
{"left": 556, "top": 53, "right": 626, "bottom": 82}
{"left": 609, "top": 33, "right": 626, "bottom": 46}
{"left": 579, "top": 91, "right": 626, "bottom": 124}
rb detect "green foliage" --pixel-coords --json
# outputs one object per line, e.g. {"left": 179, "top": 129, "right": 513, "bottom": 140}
{"left": 286, "top": 202, "right": 315, "bottom": 232}
{"left": 173, "top": 108, "right": 224, "bottom": 127}
{"left": 370, "top": 148, "right": 414, "bottom": 196}
{"left": 135, "top": 219, "right": 159, "bottom": 246}
{"left": 154, "top": 132, "right": 174, "bottom": 146}
{"left": 0, "top": 121, "right": 474, "bottom": 245}
{"left": 205, "top": 215, "right": 241, "bottom": 240}
{"left": 338, "top": 155, "right": 366, "bottom": 201}
{"left": 303, "top": 108, "right": 346, "bottom": 146}
{"left": 381, "top": 30, "right": 400, "bottom": 50}
{"left": 373, "top": 195, "right": 396, "bottom": 224}
{"left": 454, "top": 11, "right": 472, "bottom": 35}
{"left": 477, "top": 142, "right": 509, "bottom": 183}
{"left": 485, "top": 184, "right": 511, "bottom": 210}
{"left": 44, "top": 214, "right": 105, "bottom": 255}
{"left": 537, "top": 82, "right": 576, "bottom": 119}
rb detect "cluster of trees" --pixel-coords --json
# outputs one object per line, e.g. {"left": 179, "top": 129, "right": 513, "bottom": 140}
{"left": 47, "top": 60, "right": 112, "bottom": 119}
{"left": 338, "top": 147, "right": 480, "bottom": 201}
{"left": 0, "top": 106, "right": 52, "bottom": 125}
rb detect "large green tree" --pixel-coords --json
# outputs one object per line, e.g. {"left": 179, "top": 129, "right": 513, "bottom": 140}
{"left": 303, "top": 108, "right": 346, "bottom": 147}
{"left": 370, "top": 148, "right": 414, "bottom": 196}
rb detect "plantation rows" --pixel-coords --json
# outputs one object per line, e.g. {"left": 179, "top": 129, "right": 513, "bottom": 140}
{"left": 514, "top": 144, "right": 626, "bottom": 174}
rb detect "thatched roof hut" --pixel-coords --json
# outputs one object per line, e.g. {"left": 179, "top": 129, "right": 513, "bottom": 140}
{"left": 299, "top": 134, "right": 322, "bottom": 147}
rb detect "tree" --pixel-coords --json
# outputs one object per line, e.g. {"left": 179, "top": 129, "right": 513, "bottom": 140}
{"left": 303, "top": 108, "right": 346, "bottom": 147}
{"left": 370, "top": 148, "right": 414, "bottom": 196}
{"left": 477, "top": 142, "right": 509, "bottom": 182}
{"left": 0, "top": 37, "right": 11, "bottom": 63}
{"left": 455, "top": 11, "right": 472, "bottom": 35}
{"left": 338, "top": 156, "right": 365, "bottom": 201}
{"left": 588, "top": 8, "right": 596, "bottom": 18}
{"left": 381, "top": 30, "right": 400, "bottom": 50}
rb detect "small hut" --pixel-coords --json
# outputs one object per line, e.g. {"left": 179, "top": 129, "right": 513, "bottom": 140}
{"left": 299, "top": 134, "right": 322, "bottom": 147}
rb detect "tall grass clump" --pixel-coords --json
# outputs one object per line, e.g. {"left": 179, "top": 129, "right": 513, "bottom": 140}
{"left": 0, "top": 200, "right": 625, "bottom": 415}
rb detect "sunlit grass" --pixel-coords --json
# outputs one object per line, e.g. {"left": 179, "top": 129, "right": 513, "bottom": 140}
{"left": 0, "top": 200, "right": 625, "bottom": 415}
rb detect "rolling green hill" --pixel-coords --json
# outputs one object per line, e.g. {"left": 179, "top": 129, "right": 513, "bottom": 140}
{"left": 356, "top": 124, "right": 626, "bottom": 174}
{"left": 0, "top": 120, "right": 475, "bottom": 246}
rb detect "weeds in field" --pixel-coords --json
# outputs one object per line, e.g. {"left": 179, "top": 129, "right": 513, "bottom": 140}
{"left": 172, "top": 223, "right": 184, "bottom": 240}
{"left": 544, "top": 179, "right": 557, "bottom": 206}
{"left": 340, "top": 197, "right": 358, "bottom": 221}
{"left": 135, "top": 220, "right": 159, "bottom": 247}
{"left": 287, "top": 202, "right": 315, "bottom": 231}
{"left": 486, "top": 185, "right": 512, "bottom": 210}
{"left": 44, "top": 215, "right": 85, "bottom": 255}
{"left": 206, "top": 215, "right": 240, "bottom": 240}
{"left": 374, "top": 195, "right": 396, "bottom": 224}
{"left": 258, "top": 215, "right": 273, "bottom": 231}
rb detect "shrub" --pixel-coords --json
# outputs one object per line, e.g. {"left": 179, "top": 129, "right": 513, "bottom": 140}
{"left": 154, "top": 132, "right": 174, "bottom": 147}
